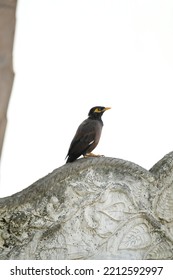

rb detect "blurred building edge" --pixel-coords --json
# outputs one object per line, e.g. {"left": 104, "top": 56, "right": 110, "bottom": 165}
{"left": 0, "top": 0, "right": 17, "bottom": 160}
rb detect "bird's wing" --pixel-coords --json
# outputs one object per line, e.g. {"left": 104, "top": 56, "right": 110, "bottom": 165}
{"left": 68, "top": 119, "right": 97, "bottom": 156}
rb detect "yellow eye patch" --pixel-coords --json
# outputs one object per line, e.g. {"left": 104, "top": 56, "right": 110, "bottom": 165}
{"left": 94, "top": 107, "right": 111, "bottom": 113}
{"left": 94, "top": 108, "right": 102, "bottom": 113}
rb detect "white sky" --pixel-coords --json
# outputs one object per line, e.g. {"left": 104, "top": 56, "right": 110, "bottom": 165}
{"left": 0, "top": 0, "right": 173, "bottom": 197}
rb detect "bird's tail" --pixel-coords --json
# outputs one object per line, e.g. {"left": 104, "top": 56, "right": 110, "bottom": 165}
{"left": 65, "top": 156, "right": 75, "bottom": 163}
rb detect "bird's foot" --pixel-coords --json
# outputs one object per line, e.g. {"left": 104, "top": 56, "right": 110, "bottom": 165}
{"left": 84, "top": 153, "right": 104, "bottom": 158}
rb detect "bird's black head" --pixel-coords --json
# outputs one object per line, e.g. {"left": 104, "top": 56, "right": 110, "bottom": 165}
{"left": 88, "top": 106, "right": 111, "bottom": 119}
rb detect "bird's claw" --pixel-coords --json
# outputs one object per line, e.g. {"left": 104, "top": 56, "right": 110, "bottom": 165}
{"left": 84, "top": 153, "right": 104, "bottom": 158}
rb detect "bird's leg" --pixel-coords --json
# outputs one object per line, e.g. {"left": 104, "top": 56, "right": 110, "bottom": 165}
{"left": 84, "top": 153, "right": 104, "bottom": 158}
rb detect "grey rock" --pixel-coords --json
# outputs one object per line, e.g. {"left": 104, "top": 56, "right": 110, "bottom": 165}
{"left": 0, "top": 154, "right": 173, "bottom": 259}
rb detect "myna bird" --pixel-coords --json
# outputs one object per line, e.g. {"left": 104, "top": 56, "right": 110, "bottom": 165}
{"left": 66, "top": 106, "right": 111, "bottom": 163}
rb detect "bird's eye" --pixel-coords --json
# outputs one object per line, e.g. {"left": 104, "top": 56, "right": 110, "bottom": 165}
{"left": 94, "top": 108, "right": 102, "bottom": 113}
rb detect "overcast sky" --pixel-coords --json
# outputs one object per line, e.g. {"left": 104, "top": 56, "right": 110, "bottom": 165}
{"left": 0, "top": 0, "right": 173, "bottom": 197}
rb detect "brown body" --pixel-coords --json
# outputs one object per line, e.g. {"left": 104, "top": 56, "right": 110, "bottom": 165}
{"left": 66, "top": 106, "right": 110, "bottom": 163}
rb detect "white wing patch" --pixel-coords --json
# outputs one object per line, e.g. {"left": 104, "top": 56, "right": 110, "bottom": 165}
{"left": 89, "top": 140, "right": 95, "bottom": 145}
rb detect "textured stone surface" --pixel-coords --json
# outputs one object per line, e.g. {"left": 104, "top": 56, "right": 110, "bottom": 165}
{"left": 0, "top": 153, "right": 173, "bottom": 259}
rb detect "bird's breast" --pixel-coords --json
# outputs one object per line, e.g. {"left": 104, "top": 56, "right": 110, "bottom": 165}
{"left": 92, "top": 119, "right": 103, "bottom": 143}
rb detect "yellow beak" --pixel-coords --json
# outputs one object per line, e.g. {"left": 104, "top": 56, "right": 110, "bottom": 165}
{"left": 104, "top": 107, "right": 111, "bottom": 111}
